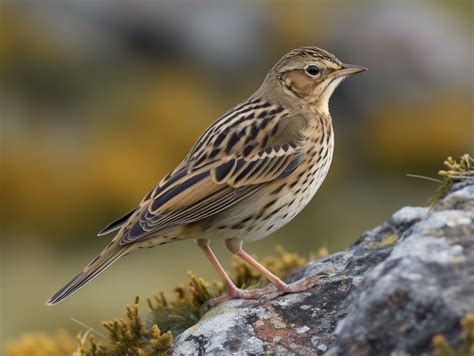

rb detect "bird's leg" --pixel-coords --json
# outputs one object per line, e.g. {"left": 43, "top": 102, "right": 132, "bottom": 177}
{"left": 196, "top": 239, "right": 277, "bottom": 306}
{"left": 225, "top": 238, "right": 321, "bottom": 300}
{"left": 196, "top": 239, "right": 239, "bottom": 305}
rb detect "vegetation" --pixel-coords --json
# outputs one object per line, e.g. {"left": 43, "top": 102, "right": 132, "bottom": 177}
{"left": 431, "top": 154, "right": 474, "bottom": 205}
{"left": 432, "top": 313, "right": 474, "bottom": 356}
{"left": 4, "top": 330, "right": 77, "bottom": 356}
{"left": 4, "top": 155, "right": 472, "bottom": 355}
{"left": 76, "top": 297, "right": 173, "bottom": 356}
{"left": 5, "top": 246, "right": 326, "bottom": 355}
{"left": 147, "top": 272, "right": 222, "bottom": 337}
{"left": 147, "top": 245, "right": 328, "bottom": 336}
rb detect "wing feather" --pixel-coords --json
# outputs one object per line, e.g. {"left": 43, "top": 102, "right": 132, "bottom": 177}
{"left": 97, "top": 208, "right": 136, "bottom": 236}
{"left": 119, "top": 144, "right": 301, "bottom": 245}
{"left": 114, "top": 99, "right": 306, "bottom": 245}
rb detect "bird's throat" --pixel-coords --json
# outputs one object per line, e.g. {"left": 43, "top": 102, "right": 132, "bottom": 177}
{"left": 311, "top": 76, "right": 346, "bottom": 115}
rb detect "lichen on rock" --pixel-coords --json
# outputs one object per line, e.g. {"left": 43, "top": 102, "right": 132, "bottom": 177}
{"left": 173, "top": 178, "right": 474, "bottom": 355}
{"left": 4, "top": 156, "right": 473, "bottom": 355}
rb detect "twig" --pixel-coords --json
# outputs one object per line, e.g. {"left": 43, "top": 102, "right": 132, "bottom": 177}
{"left": 70, "top": 317, "right": 107, "bottom": 340}
{"left": 406, "top": 174, "right": 442, "bottom": 183}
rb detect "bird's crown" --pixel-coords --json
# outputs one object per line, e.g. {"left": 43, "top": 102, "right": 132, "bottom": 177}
{"left": 271, "top": 46, "right": 343, "bottom": 73}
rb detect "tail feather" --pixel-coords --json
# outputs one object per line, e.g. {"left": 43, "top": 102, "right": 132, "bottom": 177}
{"left": 46, "top": 245, "right": 130, "bottom": 306}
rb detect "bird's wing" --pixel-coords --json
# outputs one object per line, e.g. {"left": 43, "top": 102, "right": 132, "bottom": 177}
{"left": 48, "top": 142, "right": 302, "bottom": 305}
{"left": 119, "top": 142, "right": 302, "bottom": 245}
{"left": 94, "top": 97, "right": 307, "bottom": 245}
{"left": 97, "top": 98, "right": 290, "bottom": 237}
{"left": 97, "top": 208, "right": 137, "bottom": 236}
{"left": 183, "top": 98, "right": 292, "bottom": 168}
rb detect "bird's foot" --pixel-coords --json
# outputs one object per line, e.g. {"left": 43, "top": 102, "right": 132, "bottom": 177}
{"left": 257, "top": 274, "right": 322, "bottom": 303}
{"left": 205, "top": 275, "right": 322, "bottom": 307}
{"left": 205, "top": 286, "right": 266, "bottom": 307}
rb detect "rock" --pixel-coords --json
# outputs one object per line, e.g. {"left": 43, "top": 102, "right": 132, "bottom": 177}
{"left": 173, "top": 179, "right": 474, "bottom": 355}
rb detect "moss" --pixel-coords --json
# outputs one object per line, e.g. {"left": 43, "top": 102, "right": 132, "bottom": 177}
{"left": 432, "top": 313, "right": 474, "bottom": 356}
{"left": 429, "top": 154, "right": 473, "bottom": 206}
{"left": 4, "top": 330, "right": 76, "bottom": 356}
{"left": 313, "top": 246, "right": 330, "bottom": 259}
{"left": 147, "top": 272, "right": 223, "bottom": 336}
{"left": 364, "top": 234, "right": 399, "bottom": 249}
{"left": 4, "top": 245, "right": 322, "bottom": 353}
{"left": 77, "top": 296, "right": 173, "bottom": 356}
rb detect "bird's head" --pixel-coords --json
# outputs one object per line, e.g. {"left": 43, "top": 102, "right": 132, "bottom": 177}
{"left": 266, "top": 46, "right": 367, "bottom": 112}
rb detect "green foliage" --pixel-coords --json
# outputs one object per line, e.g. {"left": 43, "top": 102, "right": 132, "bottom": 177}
{"left": 432, "top": 313, "right": 474, "bottom": 356}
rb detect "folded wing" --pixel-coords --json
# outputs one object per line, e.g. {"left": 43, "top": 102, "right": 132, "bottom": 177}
{"left": 119, "top": 143, "right": 301, "bottom": 244}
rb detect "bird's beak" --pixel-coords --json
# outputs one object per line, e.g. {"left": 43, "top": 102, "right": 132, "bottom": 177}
{"left": 333, "top": 64, "right": 367, "bottom": 78}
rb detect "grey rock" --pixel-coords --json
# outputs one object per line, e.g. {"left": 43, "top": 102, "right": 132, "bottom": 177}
{"left": 173, "top": 179, "right": 474, "bottom": 355}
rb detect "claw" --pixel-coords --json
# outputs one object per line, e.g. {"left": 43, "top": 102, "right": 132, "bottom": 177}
{"left": 205, "top": 275, "right": 321, "bottom": 307}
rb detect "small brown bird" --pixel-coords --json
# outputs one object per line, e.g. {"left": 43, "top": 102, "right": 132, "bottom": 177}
{"left": 47, "top": 47, "right": 366, "bottom": 306}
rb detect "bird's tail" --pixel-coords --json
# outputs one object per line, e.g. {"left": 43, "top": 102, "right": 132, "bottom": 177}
{"left": 46, "top": 243, "right": 131, "bottom": 306}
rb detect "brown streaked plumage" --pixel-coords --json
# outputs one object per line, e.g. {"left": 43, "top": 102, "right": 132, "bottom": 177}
{"left": 47, "top": 46, "right": 366, "bottom": 306}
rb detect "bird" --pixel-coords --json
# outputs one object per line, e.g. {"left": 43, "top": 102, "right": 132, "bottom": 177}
{"left": 47, "top": 46, "right": 366, "bottom": 306}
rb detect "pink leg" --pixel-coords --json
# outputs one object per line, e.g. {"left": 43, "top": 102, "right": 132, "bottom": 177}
{"left": 196, "top": 239, "right": 274, "bottom": 306}
{"left": 196, "top": 239, "right": 238, "bottom": 295}
{"left": 225, "top": 239, "right": 321, "bottom": 299}
{"left": 232, "top": 247, "right": 288, "bottom": 289}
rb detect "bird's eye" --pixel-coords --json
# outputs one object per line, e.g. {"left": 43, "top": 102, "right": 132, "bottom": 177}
{"left": 305, "top": 65, "right": 321, "bottom": 77}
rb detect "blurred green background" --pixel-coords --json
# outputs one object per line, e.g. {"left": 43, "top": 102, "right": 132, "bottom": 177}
{"left": 1, "top": 0, "right": 473, "bottom": 347}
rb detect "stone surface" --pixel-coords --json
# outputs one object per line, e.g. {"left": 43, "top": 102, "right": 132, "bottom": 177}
{"left": 173, "top": 179, "right": 474, "bottom": 355}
